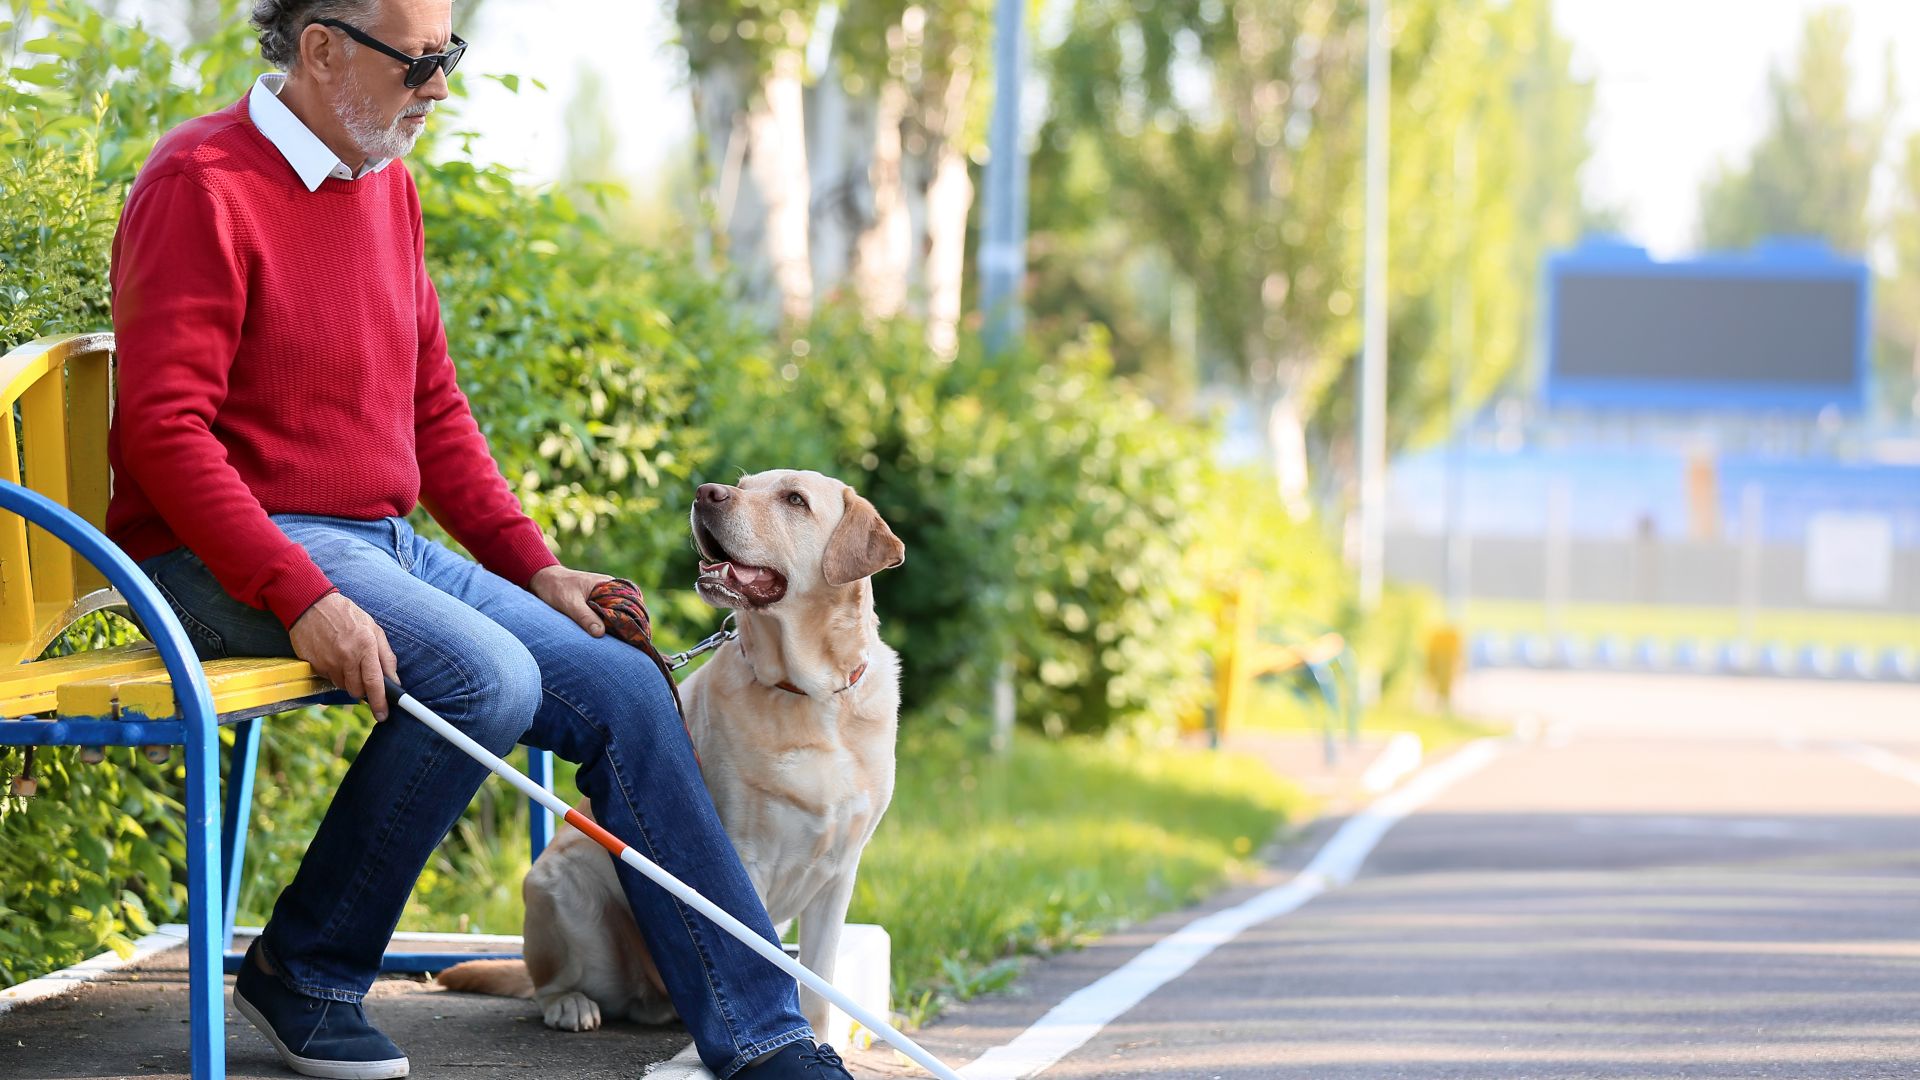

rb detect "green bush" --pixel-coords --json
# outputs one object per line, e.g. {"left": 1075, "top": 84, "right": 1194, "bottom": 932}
{"left": 0, "top": 0, "right": 256, "bottom": 985}
{"left": 0, "top": 622, "right": 183, "bottom": 988}
{"left": 702, "top": 310, "right": 1367, "bottom": 738}
{"left": 410, "top": 155, "right": 747, "bottom": 644}
{"left": 701, "top": 311, "right": 1224, "bottom": 736}
{"left": 0, "top": 0, "right": 1358, "bottom": 993}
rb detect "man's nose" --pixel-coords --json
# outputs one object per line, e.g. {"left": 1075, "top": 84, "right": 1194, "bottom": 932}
{"left": 697, "top": 484, "right": 732, "bottom": 505}
{"left": 419, "top": 67, "right": 451, "bottom": 102}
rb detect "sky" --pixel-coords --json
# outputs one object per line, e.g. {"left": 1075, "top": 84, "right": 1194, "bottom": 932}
{"left": 118, "top": 0, "right": 1918, "bottom": 261}
{"left": 453, "top": 0, "right": 1919, "bottom": 262}
{"left": 454, "top": 0, "right": 693, "bottom": 193}
{"left": 1555, "top": 0, "right": 1917, "bottom": 262}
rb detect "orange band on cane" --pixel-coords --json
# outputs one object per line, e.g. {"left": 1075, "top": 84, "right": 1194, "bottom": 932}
{"left": 563, "top": 808, "right": 628, "bottom": 855}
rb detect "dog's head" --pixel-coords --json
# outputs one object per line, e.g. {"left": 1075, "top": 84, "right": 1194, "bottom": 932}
{"left": 690, "top": 470, "right": 905, "bottom": 610}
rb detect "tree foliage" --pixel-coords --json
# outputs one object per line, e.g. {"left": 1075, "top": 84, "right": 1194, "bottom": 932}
{"left": 1698, "top": 8, "right": 1891, "bottom": 255}
{"left": 1883, "top": 134, "right": 1920, "bottom": 415}
{"left": 1031, "top": 0, "right": 1594, "bottom": 464}
{"left": 1696, "top": 7, "right": 1914, "bottom": 413}
{"left": 2, "top": 0, "right": 1366, "bottom": 987}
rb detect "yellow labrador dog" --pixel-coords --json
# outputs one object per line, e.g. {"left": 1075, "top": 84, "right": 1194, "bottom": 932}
{"left": 437, "top": 469, "right": 905, "bottom": 1041}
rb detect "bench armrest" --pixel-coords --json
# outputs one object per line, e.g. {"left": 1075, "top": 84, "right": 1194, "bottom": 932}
{"left": 0, "top": 479, "right": 218, "bottom": 735}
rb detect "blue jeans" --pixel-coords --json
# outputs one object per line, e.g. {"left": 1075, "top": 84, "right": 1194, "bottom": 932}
{"left": 132, "top": 512, "right": 811, "bottom": 1078}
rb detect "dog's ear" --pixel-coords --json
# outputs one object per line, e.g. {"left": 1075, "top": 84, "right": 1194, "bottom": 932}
{"left": 822, "top": 487, "right": 905, "bottom": 586}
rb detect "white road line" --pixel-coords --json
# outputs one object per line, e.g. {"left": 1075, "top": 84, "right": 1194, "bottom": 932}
{"left": 1834, "top": 742, "right": 1920, "bottom": 788}
{"left": 1360, "top": 731, "right": 1423, "bottom": 793}
{"left": 0, "top": 924, "right": 187, "bottom": 1014}
{"left": 956, "top": 739, "right": 1504, "bottom": 1080}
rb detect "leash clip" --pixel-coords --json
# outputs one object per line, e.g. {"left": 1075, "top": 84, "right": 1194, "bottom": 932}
{"left": 665, "top": 611, "right": 739, "bottom": 671}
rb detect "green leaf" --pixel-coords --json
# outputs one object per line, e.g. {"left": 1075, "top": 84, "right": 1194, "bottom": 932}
{"left": 12, "top": 63, "right": 66, "bottom": 87}
{"left": 120, "top": 892, "right": 155, "bottom": 935}
{"left": 22, "top": 36, "right": 83, "bottom": 58}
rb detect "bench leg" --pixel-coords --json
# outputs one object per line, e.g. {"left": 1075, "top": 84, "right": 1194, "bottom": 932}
{"left": 527, "top": 745, "right": 554, "bottom": 862}
{"left": 187, "top": 714, "right": 226, "bottom": 1080}
{"left": 221, "top": 719, "right": 262, "bottom": 946}
{"left": 1307, "top": 661, "right": 1342, "bottom": 765}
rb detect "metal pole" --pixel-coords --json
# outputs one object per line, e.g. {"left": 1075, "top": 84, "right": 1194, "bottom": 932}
{"left": 1358, "top": 0, "right": 1390, "bottom": 613}
{"left": 1444, "top": 114, "right": 1475, "bottom": 624}
{"left": 1545, "top": 477, "right": 1572, "bottom": 637}
{"left": 979, "top": 0, "right": 1028, "bottom": 356}
{"left": 1739, "top": 483, "right": 1763, "bottom": 644}
{"left": 981, "top": 0, "right": 1028, "bottom": 750}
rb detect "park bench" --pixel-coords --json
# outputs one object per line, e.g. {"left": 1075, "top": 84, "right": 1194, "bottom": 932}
{"left": 0, "top": 332, "right": 560, "bottom": 1080}
{"left": 1211, "top": 574, "right": 1358, "bottom": 762}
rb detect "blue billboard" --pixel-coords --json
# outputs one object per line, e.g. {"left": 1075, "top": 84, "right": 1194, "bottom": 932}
{"left": 1541, "top": 237, "right": 1871, "bottom": 412}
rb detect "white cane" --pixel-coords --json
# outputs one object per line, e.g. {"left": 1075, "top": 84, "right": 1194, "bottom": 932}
{"left": 380, "top": 677, "right": 963, "bottom": 1080}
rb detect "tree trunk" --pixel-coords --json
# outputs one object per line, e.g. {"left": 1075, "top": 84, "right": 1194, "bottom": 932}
{"left": 1266, "top": 392, "right": 1313, "bottom": 520}
{"left": 753, "top": 49, "right": 815, "bottom": 324}
{"left": 1909, "top": 336, "right": 1920, "bottom": 417}
{"left": 805, "top": 59, "right": 872, "bottom": 305}
{"left": 693, "top": 50, "right": 814, "bottom": 327}
{"left": 910, "top": 65, "right": 974, "bottom": 358}
{"left": 689, "top": 59, "right": 741, "bottom": 275}
{"left": 853, "top": 77, "right": 913, "bottom": 319}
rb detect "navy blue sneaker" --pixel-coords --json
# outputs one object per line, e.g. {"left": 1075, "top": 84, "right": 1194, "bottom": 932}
{"left": 232, "top": 940, "right": 410, "bottom": 1079}
{"left": 747, "top": 1039, "right": 855, "bottom": 1078}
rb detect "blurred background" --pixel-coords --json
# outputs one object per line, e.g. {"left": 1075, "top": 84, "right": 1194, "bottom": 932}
{"left": 2, "top": 0, "right": 1915, "bottom": 1030}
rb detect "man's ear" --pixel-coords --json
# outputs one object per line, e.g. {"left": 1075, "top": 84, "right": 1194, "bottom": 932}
{"left": 821, "top": 488, "right": 905, "bottom": 586}
{"left": 296, "top": 22, "right": 345, "bottom": 83}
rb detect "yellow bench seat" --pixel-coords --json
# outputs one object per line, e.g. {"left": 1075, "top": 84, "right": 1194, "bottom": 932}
{"left": 0, "top": 642, "right": 333, "bottom": 721}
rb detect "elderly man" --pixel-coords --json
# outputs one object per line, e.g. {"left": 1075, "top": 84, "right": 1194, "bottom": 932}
{"left": 107, "top": 2, "right": 852, "bottom": 1078}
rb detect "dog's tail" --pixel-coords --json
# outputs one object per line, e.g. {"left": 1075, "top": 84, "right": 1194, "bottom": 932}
{"left": 435, "top": 959, "right": 535, "bottom": 999}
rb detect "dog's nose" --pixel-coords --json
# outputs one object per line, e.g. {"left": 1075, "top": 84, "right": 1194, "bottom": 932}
{"left": 697, "top": 483, "right": 732, "bottom": 505}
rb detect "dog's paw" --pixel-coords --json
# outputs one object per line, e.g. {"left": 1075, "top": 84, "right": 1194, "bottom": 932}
{"left": 541, "top": 991, "right": 603, "bottom": 1032}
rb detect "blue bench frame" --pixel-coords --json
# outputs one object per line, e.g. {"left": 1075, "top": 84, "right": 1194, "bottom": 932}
{"left": 1, "top": 479, "right": 557, "bottom": 1080}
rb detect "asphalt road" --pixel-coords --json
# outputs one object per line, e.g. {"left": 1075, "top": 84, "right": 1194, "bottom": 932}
{"left": 6, "top": 671, "right": 1917, "bottom": 1080}
{"left": 898, "top": 671, "right": 1920, "bottom": 1080}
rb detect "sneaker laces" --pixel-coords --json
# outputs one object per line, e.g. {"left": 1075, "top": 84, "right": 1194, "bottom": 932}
{"left": 797, "top": 1042, "right": 846, "bottom": 1074}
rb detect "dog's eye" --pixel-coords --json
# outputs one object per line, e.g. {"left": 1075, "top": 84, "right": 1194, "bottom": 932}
{"left": 786, "top": 492, "right": 808, "bottom": 509}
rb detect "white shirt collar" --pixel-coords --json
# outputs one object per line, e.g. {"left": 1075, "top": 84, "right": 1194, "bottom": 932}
{"left": 249, "top": 72, "right": 391, "bottom": 192}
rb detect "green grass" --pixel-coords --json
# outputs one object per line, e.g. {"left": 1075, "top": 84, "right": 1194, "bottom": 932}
{"left": 1234, "top": 680, "right": 1506, "bottom": 753}
{"left": 1465, "top": 599, "right": 1920, "bottom": 652}
{"left": 391, "top": 728, "right": 1308, "bottom": 1027}
{"left": 852, "top": 730, "right": 1309, "bottom": 1023}
{"left": 1353, "top": 701, "right": 1507, "bottom": 748}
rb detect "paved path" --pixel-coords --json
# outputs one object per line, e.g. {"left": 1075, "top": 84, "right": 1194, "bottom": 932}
{"left": 889, "top": 671, "right": 1920, "bottom": 1079}
{"left": 8, "top": 672, "right": 1918, "bottom": 1079}
{"left": 0, "top": 931, "right": 687, "bottom": 1079}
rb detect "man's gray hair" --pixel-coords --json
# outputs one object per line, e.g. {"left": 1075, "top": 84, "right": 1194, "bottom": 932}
{"left": 249, "top": 0, "right": 381, "bottom": 70}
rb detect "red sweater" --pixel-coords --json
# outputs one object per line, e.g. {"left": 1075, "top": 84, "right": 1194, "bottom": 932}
{"left": 107, "top": 96, "right": 558, "bottom": 628}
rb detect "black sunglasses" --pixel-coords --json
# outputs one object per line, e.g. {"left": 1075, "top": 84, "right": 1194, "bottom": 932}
{"left": 314, "top": 17, "right": 466, "bottom": 89}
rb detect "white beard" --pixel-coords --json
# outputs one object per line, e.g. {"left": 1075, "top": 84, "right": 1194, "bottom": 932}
{"left": 336, "top": 66, "right": 430, "bottom": 162}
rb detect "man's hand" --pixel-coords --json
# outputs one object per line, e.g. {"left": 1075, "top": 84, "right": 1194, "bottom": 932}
{"left": 530, "top": 565, "right": 618, "bottom": 637}
{"left": 290, "top": 592, "right": 400, "bottom": 721}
